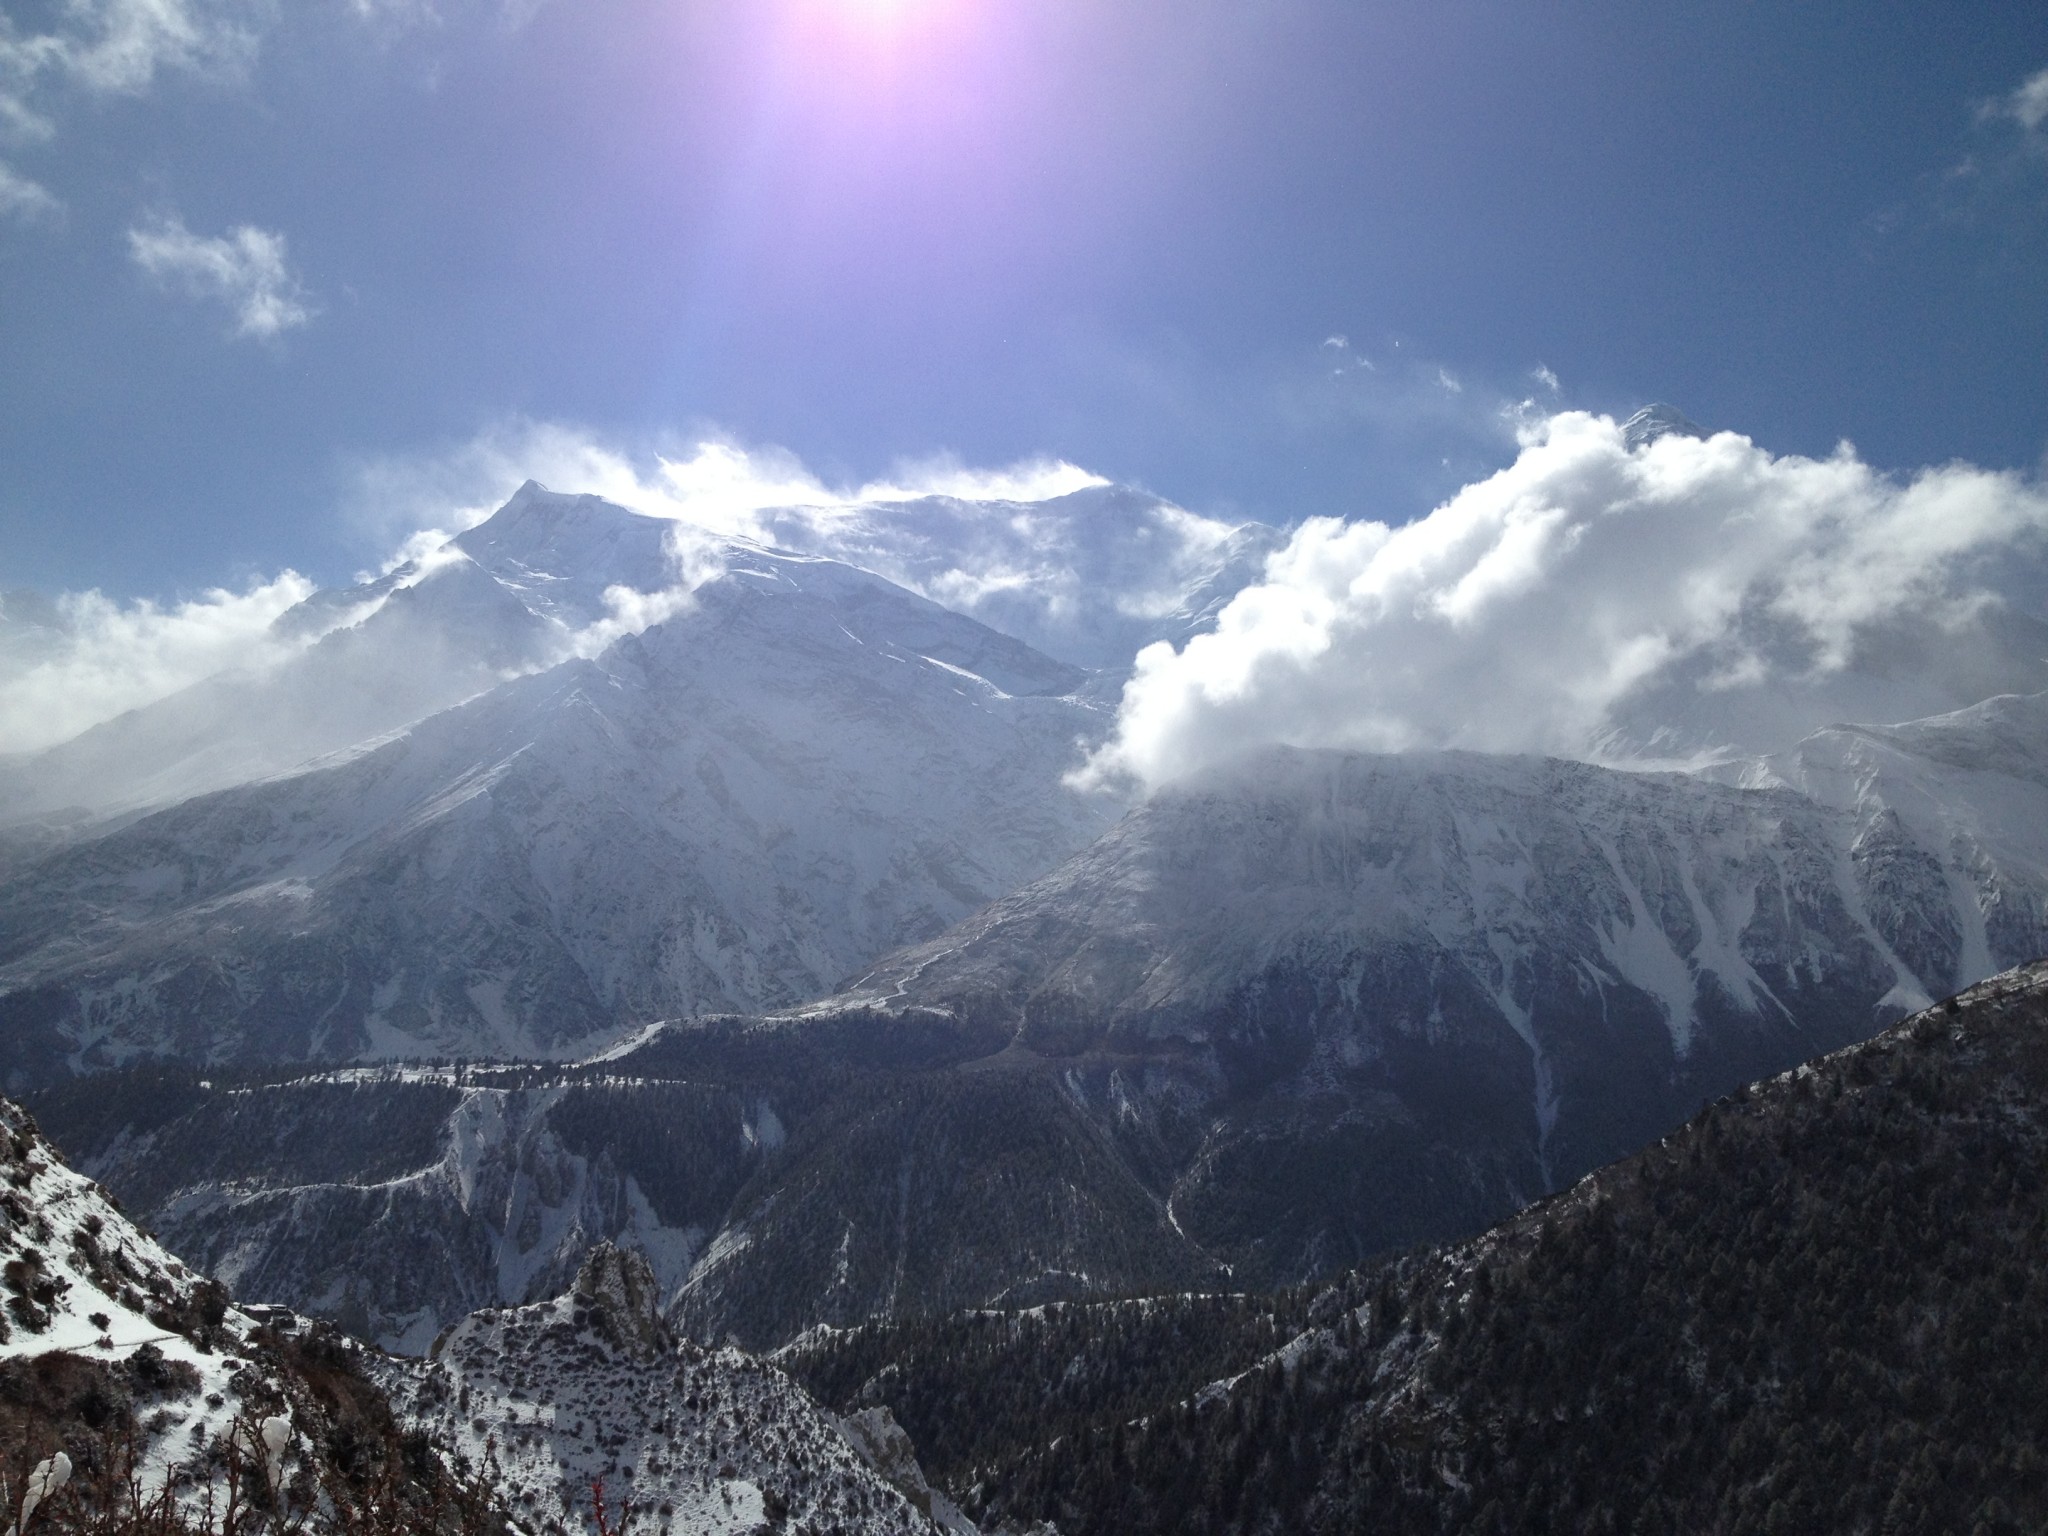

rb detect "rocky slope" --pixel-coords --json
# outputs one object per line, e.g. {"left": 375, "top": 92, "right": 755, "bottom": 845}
{"left": 0, "top": 1086, "right": 962, "bottom": 1534}
{"left": 0, "top": 1094, "right": 510, "bottom": 1532}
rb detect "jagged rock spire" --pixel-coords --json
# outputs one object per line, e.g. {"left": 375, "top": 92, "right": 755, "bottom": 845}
{"left": 571, "top": 1241, "right": 669, "bottom": 1357}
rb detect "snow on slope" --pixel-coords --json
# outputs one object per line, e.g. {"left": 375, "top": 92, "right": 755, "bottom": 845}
{"left": 0, "top": 477, "right": 1273, "bottom": 829}
{"left": 135, "top": 1073, "right": 737, "bottom": 1355}
{"left": 833, "top": 702, "right": 2048, "bottom": 1183}
{"left": 372, "top": 1243, "right": 963, "bottom": 1536}
{"left": 0, "top": 518, "right": 1118, "bottom": 1075}
{"left": 1723, "top": 689, "right": 2048, "bottom": 994}
{"left": 0, "top": 1094, "right": 336, "bottom": 1508}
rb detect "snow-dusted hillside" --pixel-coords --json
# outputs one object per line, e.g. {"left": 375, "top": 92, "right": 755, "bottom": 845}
{"left": 372, "top": 1242, "right": 965, "bottom": 1536}
{"left": 1722, "top": 688, "right": 2048, "bottom": 983}
{"left": 106, "top": 1071, "right": 733, "bottom": 1356}
{"left": 0, "top": 1097, "right": 251, "bottom": 1483}
{"left": 0, "top": 495, "right": 1121, "bottom": 1077}
{"left": 811, "top": 700, "right": 2048, "bottom": 1266}
{"left": 0, "top": 1094, "right": 503, "bottom": 1530}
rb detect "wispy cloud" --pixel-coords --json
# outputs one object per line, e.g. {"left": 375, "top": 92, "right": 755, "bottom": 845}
{"left": 0, "top": 159, "right": 59, "bottom": 223}
{"left": 127, "top": 213, "right": 314, "bottom": 339}
{"left": 1078, "top": 411, "right": 2048, "bottom": 790}
{"left": 0, "top": 574, "right": 314, "bottom": 756}
{"left": 347, "top": 419, "right": 1108, "bottom": 549}
{"left": 1991, "top": 65, "right": 2048, "bottom": 139}
{"left": 0, "top": 0, "right": 264, "bottom": 143}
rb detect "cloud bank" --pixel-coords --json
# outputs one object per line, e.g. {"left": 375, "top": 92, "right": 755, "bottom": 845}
{"left": 0, "top": 574, "right": 313, "bottom": 756}
{"left": 1080, "top": 411, "right": 2048, "bottom": 790}
{"left": 8, "top": 426, "right": 1140, "bottom": 758}
{"left": 128, "top": 214, "right": 314, "bottom": 338}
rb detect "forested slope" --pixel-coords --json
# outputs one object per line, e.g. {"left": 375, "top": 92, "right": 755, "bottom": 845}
{"left": 790, "top": 961, "right": 2048, "bottom": 1536}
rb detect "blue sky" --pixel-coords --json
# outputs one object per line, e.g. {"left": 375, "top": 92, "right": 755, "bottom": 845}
{"left": 2, "top": 0, "right": 2045, "bottom": 600}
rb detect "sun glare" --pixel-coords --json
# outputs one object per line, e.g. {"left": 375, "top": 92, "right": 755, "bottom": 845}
{"left": 817, "top": 0, "right": 948, "bottom": 34}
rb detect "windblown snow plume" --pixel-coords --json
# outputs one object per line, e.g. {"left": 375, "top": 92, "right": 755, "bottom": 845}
{"left": 0, "top": 575, "right": 313, "bottom": 755}
{"left": 1083, "top": 410, "right": 2048, "bottom": 789}
{"left": 348, "top": 421, "right": 1262, "bottom": 667}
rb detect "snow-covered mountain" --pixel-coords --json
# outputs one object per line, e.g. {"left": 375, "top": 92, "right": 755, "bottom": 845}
{"left": 0, "top": 478, "right": 1276, "bottom": 831}
{"left": 0, "top": 497, "right": 1120, "bottom": 1078}
{"left": 40, "top": 696, "right": 2047, "bottom": 1351}
{"left": 842, "top": 695, "right": 2048, "bottom": 1178}
{"left": 0, "top": 484, "right": 647, "bottom": 828}
{"left": 9, "top": 461, "right": 2048, "bottom": 1355}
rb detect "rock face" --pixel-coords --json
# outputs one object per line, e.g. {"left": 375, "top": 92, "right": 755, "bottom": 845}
{"left": 375, "top": 1247, "right": 962, "bottom": 1536}
{"left": 570, "top": 1242, "right": 670, "bottom": 1358}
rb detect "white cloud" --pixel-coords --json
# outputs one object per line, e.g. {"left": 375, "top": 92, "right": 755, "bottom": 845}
{"left": 0, "top": 574, "right": 313, "bottom": 755}
{"left": 558, "top": 582, "right": 700, "bottom": 662}
{"left": 1079, "top": 411, "right": 2048, "bottom": 790}
{"left": 1531, "top": 364, "right": 1560, "bottom": 393}
{"left": 2003, "top": 66, "right": 2048, "bottom": 135}
{"left": 128, "top": 214, "right": 314, "bottom": 339}
{"left": 0, "top": 159, "right": 59, "bottom": 222}
{"left": 0, "top": 0, "right": 264, "bottom": 143}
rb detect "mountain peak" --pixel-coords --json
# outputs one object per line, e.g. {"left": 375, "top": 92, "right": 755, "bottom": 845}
{"left": 1620, "top": 403, "right": 1708, "bottom": 451}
